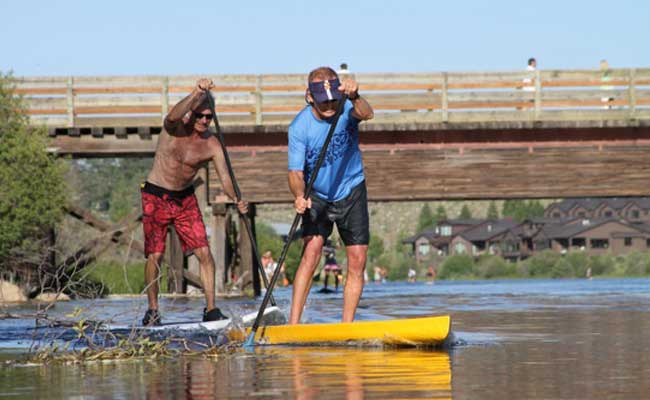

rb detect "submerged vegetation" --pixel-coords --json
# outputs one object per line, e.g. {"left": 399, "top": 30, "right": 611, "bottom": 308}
{"left": 7, "top": 310, "right": 246, "bottom": 365}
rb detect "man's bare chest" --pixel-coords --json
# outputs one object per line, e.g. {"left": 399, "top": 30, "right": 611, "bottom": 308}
{"left": 163, "top": 136, "right": 215, "bottom": 168}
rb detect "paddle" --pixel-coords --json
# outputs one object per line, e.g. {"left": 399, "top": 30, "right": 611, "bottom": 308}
{"left": 244, "top": 93, "right": 349, "bottom": 348}
{"left": 205, "top": 92, "right": 276, "bottom": 307}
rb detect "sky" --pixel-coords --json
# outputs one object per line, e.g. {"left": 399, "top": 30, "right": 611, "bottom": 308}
{"left": 1, "top": 0, "right": 648, "bottom": 77}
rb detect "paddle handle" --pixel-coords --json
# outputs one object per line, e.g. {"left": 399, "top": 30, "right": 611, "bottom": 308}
{"left": 206, "top": 93, "right": 276, "bottom": 305}
{"left": 248, "top": 94, "right": 349, "bottom": 338}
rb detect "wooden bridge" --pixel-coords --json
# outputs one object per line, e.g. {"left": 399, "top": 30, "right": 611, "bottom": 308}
{"left": 17, "top": 68, "right": 650, "bottom": 203}
{"left": 16, "top": 68, "right": 650, "bottom": 296}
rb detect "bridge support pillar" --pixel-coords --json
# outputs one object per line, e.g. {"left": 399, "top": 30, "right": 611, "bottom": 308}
{"left": 211, "top": 203, "right": 229, "bottom": 295}
{"left": 239, "top": 204, "right": 261, "bottom": 297}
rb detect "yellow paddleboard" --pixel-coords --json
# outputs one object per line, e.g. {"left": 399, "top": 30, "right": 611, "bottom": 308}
{"left": 247, "top": 315, "right": 451, "bottom": 346}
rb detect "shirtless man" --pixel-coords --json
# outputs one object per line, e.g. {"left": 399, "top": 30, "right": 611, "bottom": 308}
{"left": 141, "top": 78, "right": 247, "bottom": 326}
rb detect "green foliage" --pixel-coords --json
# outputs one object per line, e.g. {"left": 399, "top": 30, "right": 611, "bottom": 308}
{"left": 367, "top": 234, "right": 385, "bottom": 264}
{"left": 69, "top": 158, "right": 152, "bottom": 222}
{"left": 378, "top": 252, "right": 412, "bottom": 281}
{"left": 255, "top": 222, "right": 302, "bottom": 283}
{"left": 487, "top": 201, "right": 499, "bottom": 219}
{"left": 0, "top": 72, "right": 67, "bottom": 264}
{"left": 528, "top": 200, "right": 545, "bottom": 218}
{"left": 616, "top": 251, "right": 650, "bottom": 276}
{"left": 438, "top": 254, "right": 475, "bottom": 279}
{"left": 434, "top": 205, "right": 448, "bottom": 222}
{"left": 85, "top": 261, "right": 165, "bottom": 294}
{"left": 517, "top": 250, "right": 560, "bottom": 277}
{"left": 502, "top": 199, "right": 545, "bottom": 222}
{"left": 458, "top": 204, "right": 472, "bottom": 219}
{"left": 256, "top": 222, "right": 285, "bottom": 262}
{"left": 476, "top": 255, "right": 516, "bottom": 278}
{"left": 563, "top": 251, "right": 590, "bottom": 277}
{"left": 393, "top": 230, "right": 412, "bottom": 254}
{"left": 551, "top": 258, "right": 574, "bottom": 278}
{"left": 589, "top": 254, "right": 615, "bottom": 276}
{"left": 417, "top": 203, "right": 435, "bottom": 232}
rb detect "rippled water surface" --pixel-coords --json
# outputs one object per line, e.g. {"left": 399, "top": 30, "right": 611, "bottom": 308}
{"left": 2, "top": 278, "right": 650, "bottom": 399}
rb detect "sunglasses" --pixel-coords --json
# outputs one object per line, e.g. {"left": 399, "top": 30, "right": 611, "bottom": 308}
{"left": 193, "top": 112, "right": 213, "bottom": 121}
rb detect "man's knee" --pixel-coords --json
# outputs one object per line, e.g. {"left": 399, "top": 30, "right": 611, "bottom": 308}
{"left": 303, "top": 236, "right": 324, "bottom": 259}
{"left": 147, "top": 253, "right": 164, "bottom": 267}
{"left": 193, "top": 246, "right": 212, "bottom": 263}
{"left": 346, "top": 245, "right": 368, "bottom": 265}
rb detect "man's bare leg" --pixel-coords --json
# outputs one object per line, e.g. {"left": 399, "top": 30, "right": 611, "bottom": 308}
{"left": 289, "top": 235, "right": 324, "bottom": 324}
{"left": 193, "top": 246, "right": 215, "bottom": 310}
{"left": 342, "top": 244, "right": 368, "bottom": 323}
{"left": 145, "top": 253, "right": 163, "bottom": 310}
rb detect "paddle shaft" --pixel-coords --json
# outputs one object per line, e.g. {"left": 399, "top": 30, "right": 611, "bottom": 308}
{"left": 206, "top": 92, "right": 276, "bottom": 306}
{"left": 248, "top": 94, "right": 349, "bottom": 337}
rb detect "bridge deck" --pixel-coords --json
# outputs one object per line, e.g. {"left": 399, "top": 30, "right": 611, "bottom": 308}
{"left": 16, "top": 68, "right": 650, "bottom": 133}
{"left": 14, "top": 69, "right": 650, "bottom": 202}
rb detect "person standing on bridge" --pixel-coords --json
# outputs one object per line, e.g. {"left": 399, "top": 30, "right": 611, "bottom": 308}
{"left": 288, "top": 66, "right": 374, "bottom": 324}
{"left": 140, "top": 78, "right": 248, "bottom": 326}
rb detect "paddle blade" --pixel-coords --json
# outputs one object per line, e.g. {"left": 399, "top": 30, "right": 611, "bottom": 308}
{"left": 243, "top": 332, "right": 256, "bottom": 349}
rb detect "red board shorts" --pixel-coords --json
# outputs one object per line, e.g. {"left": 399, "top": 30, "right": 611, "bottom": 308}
{"left": 141, "top": 181, "right": 208, "bottom": 257}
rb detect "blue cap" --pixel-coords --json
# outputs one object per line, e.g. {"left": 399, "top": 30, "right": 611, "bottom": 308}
{"left": 308, "top": 78, "right": 342, "bottom": 103}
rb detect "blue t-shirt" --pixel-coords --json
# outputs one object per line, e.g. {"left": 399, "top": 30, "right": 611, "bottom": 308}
{"left": 288, "top": 100, "right": 365, "bottom": 201}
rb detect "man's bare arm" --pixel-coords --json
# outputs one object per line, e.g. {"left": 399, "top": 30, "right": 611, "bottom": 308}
{"left": 288, "top": 170, "right": 311, "bottom": 214}
{"left": 212, "top": 142, "right": 249, "bottom": 214}
{"left": 165, "top": 79, "right": 213, "bottom": 125}
{"left": 350, "top": 96, "right": 374, "bottom": 121}
{"left": 338, "top": 78, "right": 374, "bottom": 121}
{"left": 288, "top": 170, "right": 306, "bottom": 199}
{"left": 212, "top": 142, "right": 237, "bottom": 200}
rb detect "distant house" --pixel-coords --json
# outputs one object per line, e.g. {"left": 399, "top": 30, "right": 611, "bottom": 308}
{"left": 402, "top": 219, "right": 483, "bottom": 262}
{"left": 404, "top": 198, "right": 650, "bottom": 264}
{"left": 532, "top": 218, "right": 650, "bottom": 255}
{"left": 544, "top": 198, "right": 650, "bottom": 223}
{"left": 449, "top": 219, "right": 524, "bottom": 260}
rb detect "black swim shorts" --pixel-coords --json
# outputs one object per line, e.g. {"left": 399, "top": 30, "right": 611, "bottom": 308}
{"left": 301, "top": 181, "right": 369, "bottom": 246}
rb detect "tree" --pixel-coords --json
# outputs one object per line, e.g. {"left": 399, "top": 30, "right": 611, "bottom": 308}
{"left": 527, "top": 200, "right": 545, "bottom": 219}
{"left": 255, "top": 222, "right": 302, "bottom": 283}
{"left": 458, "top": 204, "right": 473, "bottom": 219}
{"left": 502, "top": 199, "right": 544, "bottom": 222}
{"left": 417, "top": 203, "right": 435, "bottom": 232}
{"left": 434, "top": 205, "right": 448, "bottom": 222}
{"left": 0, "top": 72, "right": 67, "bottom": 273}
{"left": 70, "top": 158, "right": 152, "bottom": 222}
{"left": 502, "top": 199, "right": 520, "bottom": 219}
{"left": 487, "top": 201, "right": 499, "bottom": 219}
{"left": 367, "top": 234, "right": 385, "bottom": 264}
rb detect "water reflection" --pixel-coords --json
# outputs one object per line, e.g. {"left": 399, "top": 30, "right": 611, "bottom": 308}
{"left": 146, "top": 348, "right": 452, "bottom": 399}
{"left": 0, "top": 348, "right": 451, "bottom": 399}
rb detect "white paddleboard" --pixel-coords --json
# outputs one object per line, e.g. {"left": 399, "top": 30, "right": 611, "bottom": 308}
{"left": 105, "top": 306, "right": 284, "bottom": 332}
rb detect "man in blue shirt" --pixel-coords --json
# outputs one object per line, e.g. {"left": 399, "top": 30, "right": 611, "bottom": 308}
{"left": 288, "top": 66, "right": 374, "bottom": 324}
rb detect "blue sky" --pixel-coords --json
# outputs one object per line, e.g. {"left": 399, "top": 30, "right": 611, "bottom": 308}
{"left": 1, "top": 0, "right": 648, "bottom": 76}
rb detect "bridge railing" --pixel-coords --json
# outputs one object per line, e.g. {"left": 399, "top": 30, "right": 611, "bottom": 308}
{"left": 14, "top": 69, "right": 650, "bottom": 131}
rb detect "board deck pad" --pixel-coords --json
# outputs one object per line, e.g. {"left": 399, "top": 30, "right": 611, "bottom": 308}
{"left": 105, "top": 306, "right": 284, "bottom": 332}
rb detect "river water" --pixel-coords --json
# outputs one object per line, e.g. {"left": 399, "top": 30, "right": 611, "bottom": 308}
{"left": 1, "top": 278, "right": 650, "bottom": 399}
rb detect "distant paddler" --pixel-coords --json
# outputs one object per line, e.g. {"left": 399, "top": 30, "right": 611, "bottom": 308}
{"left": 288, "top": 66, "right": 374, "bottom": 324}
{"left": 140, "top": 78, "right": 248, "bottom": 326}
